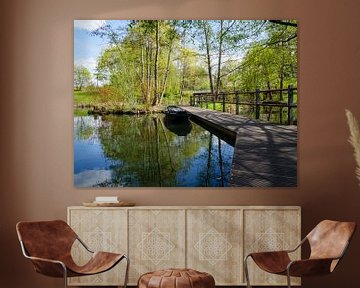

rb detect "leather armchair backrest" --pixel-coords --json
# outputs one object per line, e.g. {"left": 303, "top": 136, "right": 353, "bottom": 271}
{"left": 307, "top": 220, "right": 356, "bottom": 260}
{"left": 16, "top": 220, "right": 77, "bottom": 261}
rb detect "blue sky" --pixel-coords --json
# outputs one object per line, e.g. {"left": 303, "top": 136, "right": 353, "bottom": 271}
{"left": 74, "top": 20, "right": 129, "bottom": 75}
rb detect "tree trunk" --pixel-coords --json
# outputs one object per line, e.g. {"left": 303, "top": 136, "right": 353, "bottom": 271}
{"left": 267, "top": 81, "right": 273, "bottom": 121}
{"left": 179, "top": 27, "right": 187, "bottom": 104}
{"left": 159, "top": 42, "right": 173, "bottom": 105}
{"left": 152, "top": 21, "right": 160, "bottom": 106}
{"left": 140, "top": 45, "right": 146, "bottom": 103}
{"left": 279, "top": 42, "right": 285, "bottom": 101}
{"left": 145, "top": 39, "right": 152, "bottom": 104}
{"left": 148, "top": 38, "right": 153, "bottom": 105}
{"left": 215, "top": 20, "right": 224, "bottom": 97}
{"left": 202, "top": 21, "right": 214, "bottom": 96}
{"left": 179, "top": 66, "right": 186, "bottom": 104}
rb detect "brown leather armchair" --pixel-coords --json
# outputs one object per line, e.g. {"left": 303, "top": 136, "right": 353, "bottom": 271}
{"left": 244, "top": 220, "right": 356, "bottom": 288}
{"left": 16, "top": 220, "right": 129, "bottom": 288}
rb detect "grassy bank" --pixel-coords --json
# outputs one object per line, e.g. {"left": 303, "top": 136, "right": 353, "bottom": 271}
{"left": 74, "top": 90, "right": 190, "bottom": 115}
{"left": 74, "top": 91, "right": 165, "bottom": 115}
{"left": 74, "top": 90, "right": 101, "bottom": 106}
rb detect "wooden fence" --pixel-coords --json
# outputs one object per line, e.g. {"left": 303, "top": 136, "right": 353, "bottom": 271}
{"left": 190, "top": 85, "right": 297, "bottom": 125}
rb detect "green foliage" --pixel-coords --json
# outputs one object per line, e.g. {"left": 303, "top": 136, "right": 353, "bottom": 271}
{"left": 74, "top": 90, "right": 100, "bottom": 105}
{"left": 74, "top": 109, "right": 89, "bottom": 117}
{"left": 78, "top": 20, "right": 297, "bottom": 112}
{"left": 74, "top": 65, "right": 92, "bottom": 91}
{"left": 220, "top": 21, "right": 297, "bottom": 93}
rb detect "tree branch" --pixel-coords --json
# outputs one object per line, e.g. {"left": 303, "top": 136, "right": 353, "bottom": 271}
{"left": 269, "top": 20, "right": 297, "bottom": 27}
{"left": 266, "top": 33, "right": 297, "bottom": 47}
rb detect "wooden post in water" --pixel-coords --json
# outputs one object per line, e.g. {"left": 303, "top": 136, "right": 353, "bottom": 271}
{"left": 236, "top": 92, "right": 240, "bottom": 115}
{"left": 287, "top": 85, "right": 294, "bottom": 125}
{"left": 222, "top": 93, "right": 226, "bottom": 112}
{"left": 255, "top": 88, "right": 260, "bottom": 120}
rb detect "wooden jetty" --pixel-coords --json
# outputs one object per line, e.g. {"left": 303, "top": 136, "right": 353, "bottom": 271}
{"left": 180, "top": 106, "right": 297, "bottom": 187}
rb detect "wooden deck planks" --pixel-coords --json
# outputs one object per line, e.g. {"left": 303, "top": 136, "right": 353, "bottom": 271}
{"left": 180, "top": 106, "right": 297, "bottom": 187}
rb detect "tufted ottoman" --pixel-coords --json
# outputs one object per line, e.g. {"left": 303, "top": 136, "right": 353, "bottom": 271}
{"left": 138, "top": 268, "right": 215, "bottom": 288}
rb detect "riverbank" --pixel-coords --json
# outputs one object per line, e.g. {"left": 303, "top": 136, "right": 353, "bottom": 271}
{"left": 74, "top": 104, "right": 165, "bottom": 115}
{"left": 74, "top": 90, "right": 182, "bottom": 115}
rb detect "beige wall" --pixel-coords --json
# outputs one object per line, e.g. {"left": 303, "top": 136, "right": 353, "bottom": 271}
{"left": 1, "top": 0, "right": 360, "bottom": 287}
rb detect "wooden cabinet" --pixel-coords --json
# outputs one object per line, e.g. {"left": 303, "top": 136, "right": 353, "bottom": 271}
{"left": 68, "top": 206, "right": 300, "bottom": 286}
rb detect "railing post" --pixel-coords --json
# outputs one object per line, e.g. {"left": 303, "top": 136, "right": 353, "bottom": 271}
{"left": 222, "top": 93, "right": 226, "bottom": 112}
{"left": 287, "top": 85, "right": 294, "bottom": 125}
{"left": 200, "top": 95, "right": 203, "bottom": 108}
{"left": 205, "top": 94, "right": 208, "bottom": 109}
{"left": 255, "top": 88, "right": 260, "bottom": 120}
{"left": 213, "top": 94, "right": 216, "bottom": 110}
{"left": 236, "top": 92, "right": 240, "bottom": 115}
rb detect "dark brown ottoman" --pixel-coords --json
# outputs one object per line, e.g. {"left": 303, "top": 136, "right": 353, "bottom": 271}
{"left": 138, "top": 268, "right": 215, "bottom": 288}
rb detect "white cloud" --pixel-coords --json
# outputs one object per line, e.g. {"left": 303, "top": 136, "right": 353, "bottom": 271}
{"left": 75, "top": 57, "right": 97, "bottom": 73}
{"left": 74, "top": 170, "right": 113, "bottom": 187}
{"left": 74, "top": 20, "right": 106, "bottom": 31}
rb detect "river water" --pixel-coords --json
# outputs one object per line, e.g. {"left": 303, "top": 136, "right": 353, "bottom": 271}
{"left": 74, "top": 113, "right": 234, "bottom": 187}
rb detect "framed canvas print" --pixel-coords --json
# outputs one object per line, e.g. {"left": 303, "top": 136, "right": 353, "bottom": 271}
{"left": 74, "top": 20, "right": 297, "bottom": 187}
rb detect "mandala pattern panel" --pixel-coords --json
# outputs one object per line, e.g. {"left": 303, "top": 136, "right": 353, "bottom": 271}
{"left": 128, "top": 209, "right": 186, "bottom": 284}
{"left": 68, "top": 208, "right": 128, "bottom": 286}
{"left": 244, "top": 209, "right": 301, "bottom": 286}
{"left": 187, "top": 209, "right": 243, "bottom": 285}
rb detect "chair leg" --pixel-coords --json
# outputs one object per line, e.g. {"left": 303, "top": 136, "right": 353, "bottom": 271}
{"left": 62, "top": 265, "right": 68, "bottom": 288}
{"left": 123, "top": 255, "right": 130, "bottom": 288}
{"left": 244, "top": 255, "right": 252, "bottom": 288}
{"left": 286, "top": 269, "right": 291, "bottom": 288}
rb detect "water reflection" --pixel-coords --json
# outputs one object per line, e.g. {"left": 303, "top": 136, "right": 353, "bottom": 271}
{"left": 164, "top": 115, "right": 192, "bottom": 136}
{"left": 74, "top": 113, "right": 234, "bottom": 187}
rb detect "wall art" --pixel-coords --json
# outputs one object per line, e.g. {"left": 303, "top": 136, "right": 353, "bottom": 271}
{"left": 74, "top": 20, "right": 297, "bottom": 187}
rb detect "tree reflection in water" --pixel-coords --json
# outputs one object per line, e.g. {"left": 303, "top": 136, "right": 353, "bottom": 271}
{"left": 74, "top": 113, "right": 234, "bottom": 187}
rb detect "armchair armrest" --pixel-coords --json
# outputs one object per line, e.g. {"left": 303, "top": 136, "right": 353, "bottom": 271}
{"left": 25, "top": 255, "right": 67, "bottom": 278}
{"left": 287, "top": 258, "right": 336, "bottom": 277}
{"left": 76, "top": 236, "right": 94, "bottom": 254}
{"left": 287, "top": 239, "right": 351, "bottom": 277}
{"left": 19, "top": 240, "right": 67, "bottom": 277}
{"left": 285, "top": 237, "right": 307, "bottom": 253}
{"left": 245, "top": 236, "right": 306, "bottom": 259}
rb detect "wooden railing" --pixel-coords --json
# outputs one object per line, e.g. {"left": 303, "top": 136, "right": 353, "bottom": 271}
{"left": 190, "top": 85, "right": 297, "bottom": 125}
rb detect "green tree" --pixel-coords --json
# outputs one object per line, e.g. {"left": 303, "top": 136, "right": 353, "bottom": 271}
{"left": 74, "top": 65, "right": 92, "bottom": 91}
{"left": 84, "top": 20, "right": 297, "bottom": 111}
{"left": 92, "top": 20, "right": 181, "bottom": 107}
